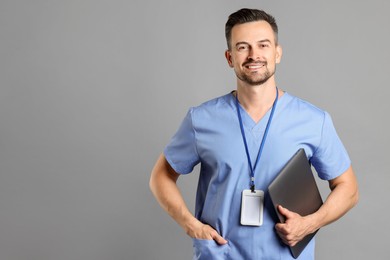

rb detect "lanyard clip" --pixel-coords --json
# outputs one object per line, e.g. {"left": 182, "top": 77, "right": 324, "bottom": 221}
{"left": 250, "top": 184, "right": 255, "bottom": 193}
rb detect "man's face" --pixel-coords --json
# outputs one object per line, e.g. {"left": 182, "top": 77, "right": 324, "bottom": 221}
{"left": 225, "top": 21, "right": 282, "bottom": 86}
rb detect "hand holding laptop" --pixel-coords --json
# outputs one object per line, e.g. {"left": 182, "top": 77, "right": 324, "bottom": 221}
{"left": 268, "top": 149, "right": 323, "bottom": 258}
{"left": 275, "top": 205, "right": 318, "bottom": 247}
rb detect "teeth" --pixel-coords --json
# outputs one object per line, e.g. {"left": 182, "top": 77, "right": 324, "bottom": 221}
{"left": 247, "top": 64, "right": 264, "bottom": 69}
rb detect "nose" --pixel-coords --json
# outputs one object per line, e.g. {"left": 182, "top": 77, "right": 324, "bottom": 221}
{"left": 247, "top": 46, "right": 261, "bottom": 61}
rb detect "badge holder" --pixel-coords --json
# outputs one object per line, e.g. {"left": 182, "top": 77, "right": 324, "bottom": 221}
{"left": 240, "top": 189, "right": 264, "bottom": 226}
{"left": 236, "top": 88, "right": 278, "bottom": 227}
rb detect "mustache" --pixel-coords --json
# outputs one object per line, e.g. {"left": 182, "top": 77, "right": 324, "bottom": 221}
{"left": 242, "top": 60, "right": 267, "bottom": 66}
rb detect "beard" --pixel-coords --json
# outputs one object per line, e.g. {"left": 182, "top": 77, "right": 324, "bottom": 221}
{"left": 235, "top": 61, "right": 276, "bottom": 86}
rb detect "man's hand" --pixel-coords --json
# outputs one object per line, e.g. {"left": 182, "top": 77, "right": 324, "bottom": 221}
{"left": 186, "top": 220, "right": 228, "bottom": 245}
{"left": 274, "top": 167, "right": 358, "bottom": 247}
{"left": 275, "top": 205, "right": 316, "bottom": 247}
{"left": 150, "top": 154, "right": 228, "bottom": 246}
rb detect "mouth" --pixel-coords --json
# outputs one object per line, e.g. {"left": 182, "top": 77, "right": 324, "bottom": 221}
{"left": 244, "top": 62, "right": 266, "bottom": 70}
{"left": 247, "top": 64, "right": 264, "bottom": 69}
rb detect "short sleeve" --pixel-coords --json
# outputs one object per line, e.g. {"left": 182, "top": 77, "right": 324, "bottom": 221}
{"left": 164, "top": 108, "right": 200, "bottom": 174}
{"left": 311, "top": 112, "right": 351, "bottom": 180}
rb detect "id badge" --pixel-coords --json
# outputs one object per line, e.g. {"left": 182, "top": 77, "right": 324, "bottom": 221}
{"left": 240, "top": 189, "right": 264, "bottom": 226}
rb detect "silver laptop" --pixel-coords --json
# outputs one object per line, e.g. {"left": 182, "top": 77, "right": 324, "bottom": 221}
{"left": 268, "top": 148, "right": 323, "bottom": 259}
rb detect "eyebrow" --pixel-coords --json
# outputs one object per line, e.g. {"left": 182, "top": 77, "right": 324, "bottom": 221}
{"left": 258, "top": 39, "right": 272, "bottom": 44}
{"left": 235, "top": 39, "right": 273, "bottom": 47}
{"left": 235, "top": 41, "right": 249, "bottom": 47}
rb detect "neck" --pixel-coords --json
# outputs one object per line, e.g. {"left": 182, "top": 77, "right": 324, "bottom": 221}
{"left": 235, "top": 81, "right": 281, "bottom": 123}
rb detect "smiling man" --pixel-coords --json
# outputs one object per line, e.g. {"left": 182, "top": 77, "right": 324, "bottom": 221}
{"left": 226, "top": 20, "right": 281, "bottom": 87}
{"left": 150, "top": 8, "right": 358, "bottom": 259}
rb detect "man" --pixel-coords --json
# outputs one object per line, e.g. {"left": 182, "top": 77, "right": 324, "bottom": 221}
{"left": 150, "top": 8, "right": 358, "bottom": 259}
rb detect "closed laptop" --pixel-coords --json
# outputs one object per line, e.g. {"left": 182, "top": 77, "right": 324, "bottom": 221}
{"left": 268, "top": 148, "right": 323, "bottom": 258}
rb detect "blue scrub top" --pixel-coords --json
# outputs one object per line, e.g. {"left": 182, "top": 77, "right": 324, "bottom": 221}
{"left": 164, "top": 92, "right": 350, "bottom": 260}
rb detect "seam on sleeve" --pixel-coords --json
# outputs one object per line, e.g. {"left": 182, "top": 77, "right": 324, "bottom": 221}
{"left": 189, "top": 107, "right": 201, "bottom": 162}
{"left": 312, "top": 110, "right": 326, "bottom": 158}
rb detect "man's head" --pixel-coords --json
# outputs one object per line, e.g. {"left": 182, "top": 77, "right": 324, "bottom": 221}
{"left": 224, "top": 9, "right": 282, "bottom": 87}
{"left": 225, "top": 8, "right": 278, "bottom": 50}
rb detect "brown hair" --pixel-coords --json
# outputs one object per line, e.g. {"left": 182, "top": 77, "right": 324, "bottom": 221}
{"left": 225, "top": 8, "right": 278, "bottom": 50}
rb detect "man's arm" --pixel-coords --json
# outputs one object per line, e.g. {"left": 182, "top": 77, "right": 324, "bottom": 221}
{"left": 149, "top": 153, "right": 228, "bottom": 244}
{"left": 275, "top": 165, "right": 359, "bottom": 246}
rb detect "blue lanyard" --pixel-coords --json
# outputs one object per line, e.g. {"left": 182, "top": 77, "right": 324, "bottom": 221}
{"left": 235, "top": 87, "right": 279, "bottom": 192}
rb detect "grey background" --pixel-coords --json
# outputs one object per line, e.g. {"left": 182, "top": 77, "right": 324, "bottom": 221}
{"left": 0, "top": 0, "right": 389, "bottom": 259}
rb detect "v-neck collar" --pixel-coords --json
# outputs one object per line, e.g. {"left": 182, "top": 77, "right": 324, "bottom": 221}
{"left": 226, "top": 91, "right": 291, "bottom": 139}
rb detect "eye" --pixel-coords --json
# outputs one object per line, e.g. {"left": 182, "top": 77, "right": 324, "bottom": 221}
{"left": 260, "top": 43, "right": 269, "bottom": 48}
{"left": 237, "top": 45, "right": 249, "bottom": 51}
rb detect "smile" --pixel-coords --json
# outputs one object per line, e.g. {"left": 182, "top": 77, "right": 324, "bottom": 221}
{"left": 244, "top": 63, "right": 265, "bottom": 70}
{"left": 247, "top": 65, "right": 264, "bottom": 69}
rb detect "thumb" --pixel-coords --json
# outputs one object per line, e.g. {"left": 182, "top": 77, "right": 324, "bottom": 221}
{"left": 278, "top": 205, "right": 294, "bottom": 219}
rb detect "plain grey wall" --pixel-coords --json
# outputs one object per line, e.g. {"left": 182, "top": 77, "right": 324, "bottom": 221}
{"left": 0, "top": 0, "right": 389, "bottom": 259}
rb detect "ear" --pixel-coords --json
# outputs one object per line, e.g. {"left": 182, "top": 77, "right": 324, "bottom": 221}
{"left": 275, "top": 44, "right": 282, "bottom": 64}
{"left": 225, "top": 50, "right": 234, "bottom": 68}
{"left": 275, "top": 44, "right": 283, "bottom": 63}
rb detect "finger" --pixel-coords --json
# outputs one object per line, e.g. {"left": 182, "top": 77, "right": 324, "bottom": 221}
{"left": 214, "top": 236, "right": 228, "bottom": 245}
{"left": 275, "top": 230, "right": 295, "bottom": 246}
{"left": 211, "top": 232, "right": 228, "bottom": 245}
{"left": 275, "top": 230, "right": 289, "bottom": 245}
{"left": 275, "top": 222, "right": 283, "bottom": 231}
{"left": 275, "top": 223, "right": 293, "bottom": 244}
{"left": 282, "top": 236, "right": 298, "bottom": 247}
{"left": 275, "top": 223, "right": 288, "bottom": 235}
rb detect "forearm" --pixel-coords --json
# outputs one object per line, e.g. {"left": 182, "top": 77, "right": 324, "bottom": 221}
{"left": 149, "top": 154, "right": 201, "bottom": 234}
{"left": 275, "top": 166, "right": 359, "bottom": 246}
{"left": 309, "top": 166, "right": 359, "bottom": 232}
{"left": 150, "top": 154, "right": 228, "bottom": 244}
